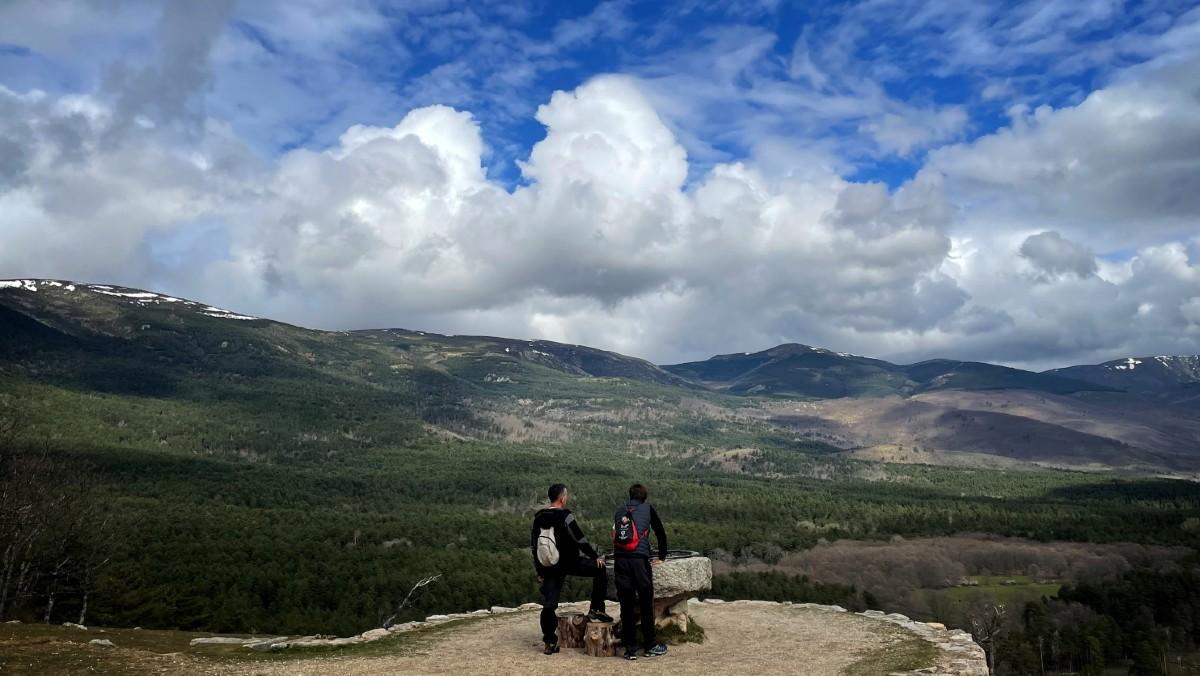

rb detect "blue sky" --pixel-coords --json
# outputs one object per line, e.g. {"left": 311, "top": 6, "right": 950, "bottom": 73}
{"left": 0, "top": 1, "right": 1198, "bottom": 366}
{"left": 4, "top": 0, "right": 1181, "bottom": 185}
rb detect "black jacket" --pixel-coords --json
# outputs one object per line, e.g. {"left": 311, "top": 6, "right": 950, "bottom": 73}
{"left": 612, "top": 499, "right": 667, "bottom": 560}
{"left": 530, "top": 507, "right": 599, "bottom": 576}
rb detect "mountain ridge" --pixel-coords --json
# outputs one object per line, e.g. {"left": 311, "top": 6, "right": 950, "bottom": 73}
{"left": 4, "top": 278, "right": 1200, "bottom": 473}
{"left": 5, "top": 279, "right": 1196, "bottom": 397}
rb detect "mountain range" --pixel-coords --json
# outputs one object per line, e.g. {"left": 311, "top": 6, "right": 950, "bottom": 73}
{"left": 3, "top": 278, "right": 1199, "bottom": 474}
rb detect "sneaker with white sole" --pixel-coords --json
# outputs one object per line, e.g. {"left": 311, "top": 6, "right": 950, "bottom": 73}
{"left": 644, "top": 643, "right": 668, "bottom": 657}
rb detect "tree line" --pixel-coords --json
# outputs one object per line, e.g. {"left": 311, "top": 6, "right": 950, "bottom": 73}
{"left": 0, "top": 398, "right": 116, "bottom": 626}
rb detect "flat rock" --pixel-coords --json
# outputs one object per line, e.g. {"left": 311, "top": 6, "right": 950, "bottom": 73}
{"left": 517, "top": 603, "right": 541, "bottom": 611}
{"left": 425, "top": 614, "right": 451, "bottom": 623}
{"left": 606, "top": 556, "right": 713, "bottom": 600}
{"left": 243, "top": 637, "right": 290, "bottom": 651}
{"left": 190, "top": 637, "right": 255, "bottom": 646}
{"left": 652, "top": 556, "right": 712, "bottom": 598}
{"left": 360, "top": 628, "right": 390, "bottom": 641}
{"left": 88, "top": 639, "right": 115, "bottom": 648}
{"left": 62, "top": 622, "right": 87, "bottom": 630}
{"left": 490, "top": 606, "right": 517, "bottom": 614}
{"left": 286, "top": 636, "right": 362, "bottom": 648}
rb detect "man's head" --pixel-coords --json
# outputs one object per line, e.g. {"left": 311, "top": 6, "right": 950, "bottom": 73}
{"left": 548, "top": 483, "right": 568, "bottom": 506}
{"left": 628, "top": 483, "right": 648, "bottom": 501}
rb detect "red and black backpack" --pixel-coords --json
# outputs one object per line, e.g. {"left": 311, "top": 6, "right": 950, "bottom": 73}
{"left": 612, "top": 505, "right": 644, "bottom": 553}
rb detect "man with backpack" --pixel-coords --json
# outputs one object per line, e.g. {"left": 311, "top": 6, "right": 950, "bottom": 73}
{"left": 531, "top": 483, "right": 613, "bottom": 655}
{"left": 612, "top": 483, "right": 669, "bottom": 660}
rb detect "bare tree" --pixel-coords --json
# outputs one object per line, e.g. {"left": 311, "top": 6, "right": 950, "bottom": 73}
{"left": 966, "top": 600, "right": 1008, "bottom": 674}
{"left": 381, "top": 574, "right": 442, "bottom": 629}
{"left": 0, "top": 402, "right": 117, "bottom": 624}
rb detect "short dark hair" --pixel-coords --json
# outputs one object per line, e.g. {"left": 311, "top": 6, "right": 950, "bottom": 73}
{"left": 548, "top": 483, "right": 567, "bottom": 502}
{"left": 628, "top": 483, "right": 648, "bottom": 501}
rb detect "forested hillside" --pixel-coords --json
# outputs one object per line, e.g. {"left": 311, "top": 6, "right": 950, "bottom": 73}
{"left": 1, "top": 279, "right": 1199, "bottom": 674}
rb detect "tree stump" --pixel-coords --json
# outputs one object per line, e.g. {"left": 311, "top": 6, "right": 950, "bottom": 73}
{"left": 584, "top": 621, "right": 617, "bottom": 657}
{"left": 557, "top": 613, "right": 587, "bottom": 648}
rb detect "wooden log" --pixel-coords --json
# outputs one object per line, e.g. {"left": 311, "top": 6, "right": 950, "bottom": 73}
{"left": 584, "top": 621, "right": 617, "bottom": 657}
{"left": 557, "top": 613, "right": 587, "bottom": 649}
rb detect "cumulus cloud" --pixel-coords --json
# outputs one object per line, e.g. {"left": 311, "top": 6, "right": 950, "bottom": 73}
{"left": 1019, "top": 230, "right": 1097, "bottom": 279}
{"left": 208, "top": 75, "right": 962, "bottom": 349}
{"left": 928, "top": 53, "right": 1200, "bottom": 249}
{"left": 0, "top": 2, "right": 1198, "bottom": 368}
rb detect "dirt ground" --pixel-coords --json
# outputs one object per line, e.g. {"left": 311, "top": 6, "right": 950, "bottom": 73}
{"left": 0, "top": 602, "right": 936, "bottom": 676}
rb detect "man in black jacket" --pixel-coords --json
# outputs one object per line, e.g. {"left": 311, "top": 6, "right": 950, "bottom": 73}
{"left": 612, "top": 482, "right": 669, "bottom": 660}
{"left": 530, "top": 483, "right": 612, "bottom": 655}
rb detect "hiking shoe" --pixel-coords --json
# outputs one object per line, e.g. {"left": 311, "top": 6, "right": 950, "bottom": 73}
{"left": 543, "top": 642, "right": 560, "bottom": 655}
{"left": 587, "top": 608, "right": 614, "bottom": 623}
{"left": 644, "top": 643, "right": 668, "bottom": 658}
{"left": 623, "top": 649, "right": 639, "bottom": 660}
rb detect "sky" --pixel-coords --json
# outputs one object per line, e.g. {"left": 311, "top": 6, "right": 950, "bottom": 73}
{"left": 0, "top": 0, "right": 1198, "bottom": 369}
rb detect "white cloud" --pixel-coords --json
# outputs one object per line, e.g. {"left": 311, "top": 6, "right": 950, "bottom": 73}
{"left": 927, "top": 53, "right": 1200, "bottom": 249}
{"left": 1019, "top": 230, "right": 1097, "bottom": 279}
{"left": 0, "top": 1, "right": 1198, "bottom": 369}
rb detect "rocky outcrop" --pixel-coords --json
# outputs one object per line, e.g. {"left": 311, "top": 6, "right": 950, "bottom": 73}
{"left": 183, "top": 588, "right": 987, "bottom": 675}
{"left": 190, "top": 637, "right": 256, "bottom": 646}
{"left": 188, "top": 604, "right": 536, "bottom": 652}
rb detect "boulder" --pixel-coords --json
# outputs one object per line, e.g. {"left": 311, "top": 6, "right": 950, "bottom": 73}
{"left": 518, "top": 603, "right": 542, "bottom": 611}
{"left": 653, "top": 596, "right": 691, "bottom": 632}
{"left": 652, "top": 556, "right": 713, "bottom": 598}
{"left": 62, "top": 622, "right": 87, "bottom": 631}
{"left": 425, "top": 614, "right": 451, "bottom": 623}
{"left": 360, "top": 628, "right": 390, "bottom": 641}
{"left": 490, "top": 606, "right": 517, "bottom": 614}
{"left": 88, "top": 639, "right": 115, "bottom": 648}
{"left": 387, "top": 622, "right": 422, "bottom": 633}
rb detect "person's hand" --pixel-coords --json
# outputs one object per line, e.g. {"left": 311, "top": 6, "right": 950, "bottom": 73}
{"left": 537, "top": 575, "right": 544, "bottom": 583}
{"left": 651, "top": 558, "right": 664, "bottom": 568}
{"left": 595, "top": 557, "right": 605, "bottom": 569}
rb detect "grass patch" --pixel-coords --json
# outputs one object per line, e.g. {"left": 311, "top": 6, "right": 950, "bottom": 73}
{"left": 0, "top": 614, "right": 508, "bottom": 673}
{"left": 657, "top": 618, "right": 706, "bottom": 645}
{"left": 844, "top": 628, "right": 939, "bottom": 676}
{"left": 928, "top": 575, "right": 1062, "bottom": 610}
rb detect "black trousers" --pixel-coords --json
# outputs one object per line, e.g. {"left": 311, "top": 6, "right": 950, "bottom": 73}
{"left": 615, "top": 556, "right": 656, "bottom": 650}
{"left": 539, "top": 556, "right": 608, "bottom": 645}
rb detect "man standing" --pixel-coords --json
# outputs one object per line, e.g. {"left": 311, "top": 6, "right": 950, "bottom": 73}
{"left": 612, "top": 483, "right": 669, "bottom": 660}
{"left": 531, "top": 483, "right": 613, "bottom": 655}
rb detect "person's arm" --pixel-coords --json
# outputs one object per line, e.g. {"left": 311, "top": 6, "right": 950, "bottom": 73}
{"left": 564, "top": 512, "right": 600, "bottom": 560}
{"left": 649, "top": 505, "right": 668, "bottom": 561}
{"left": 531, "top": 522, "right": 542, "bottom": 574}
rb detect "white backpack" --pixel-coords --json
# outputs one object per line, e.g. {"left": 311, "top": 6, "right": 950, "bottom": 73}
{"left": 536, "top": 526, "right": 560, "bottom": 567}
